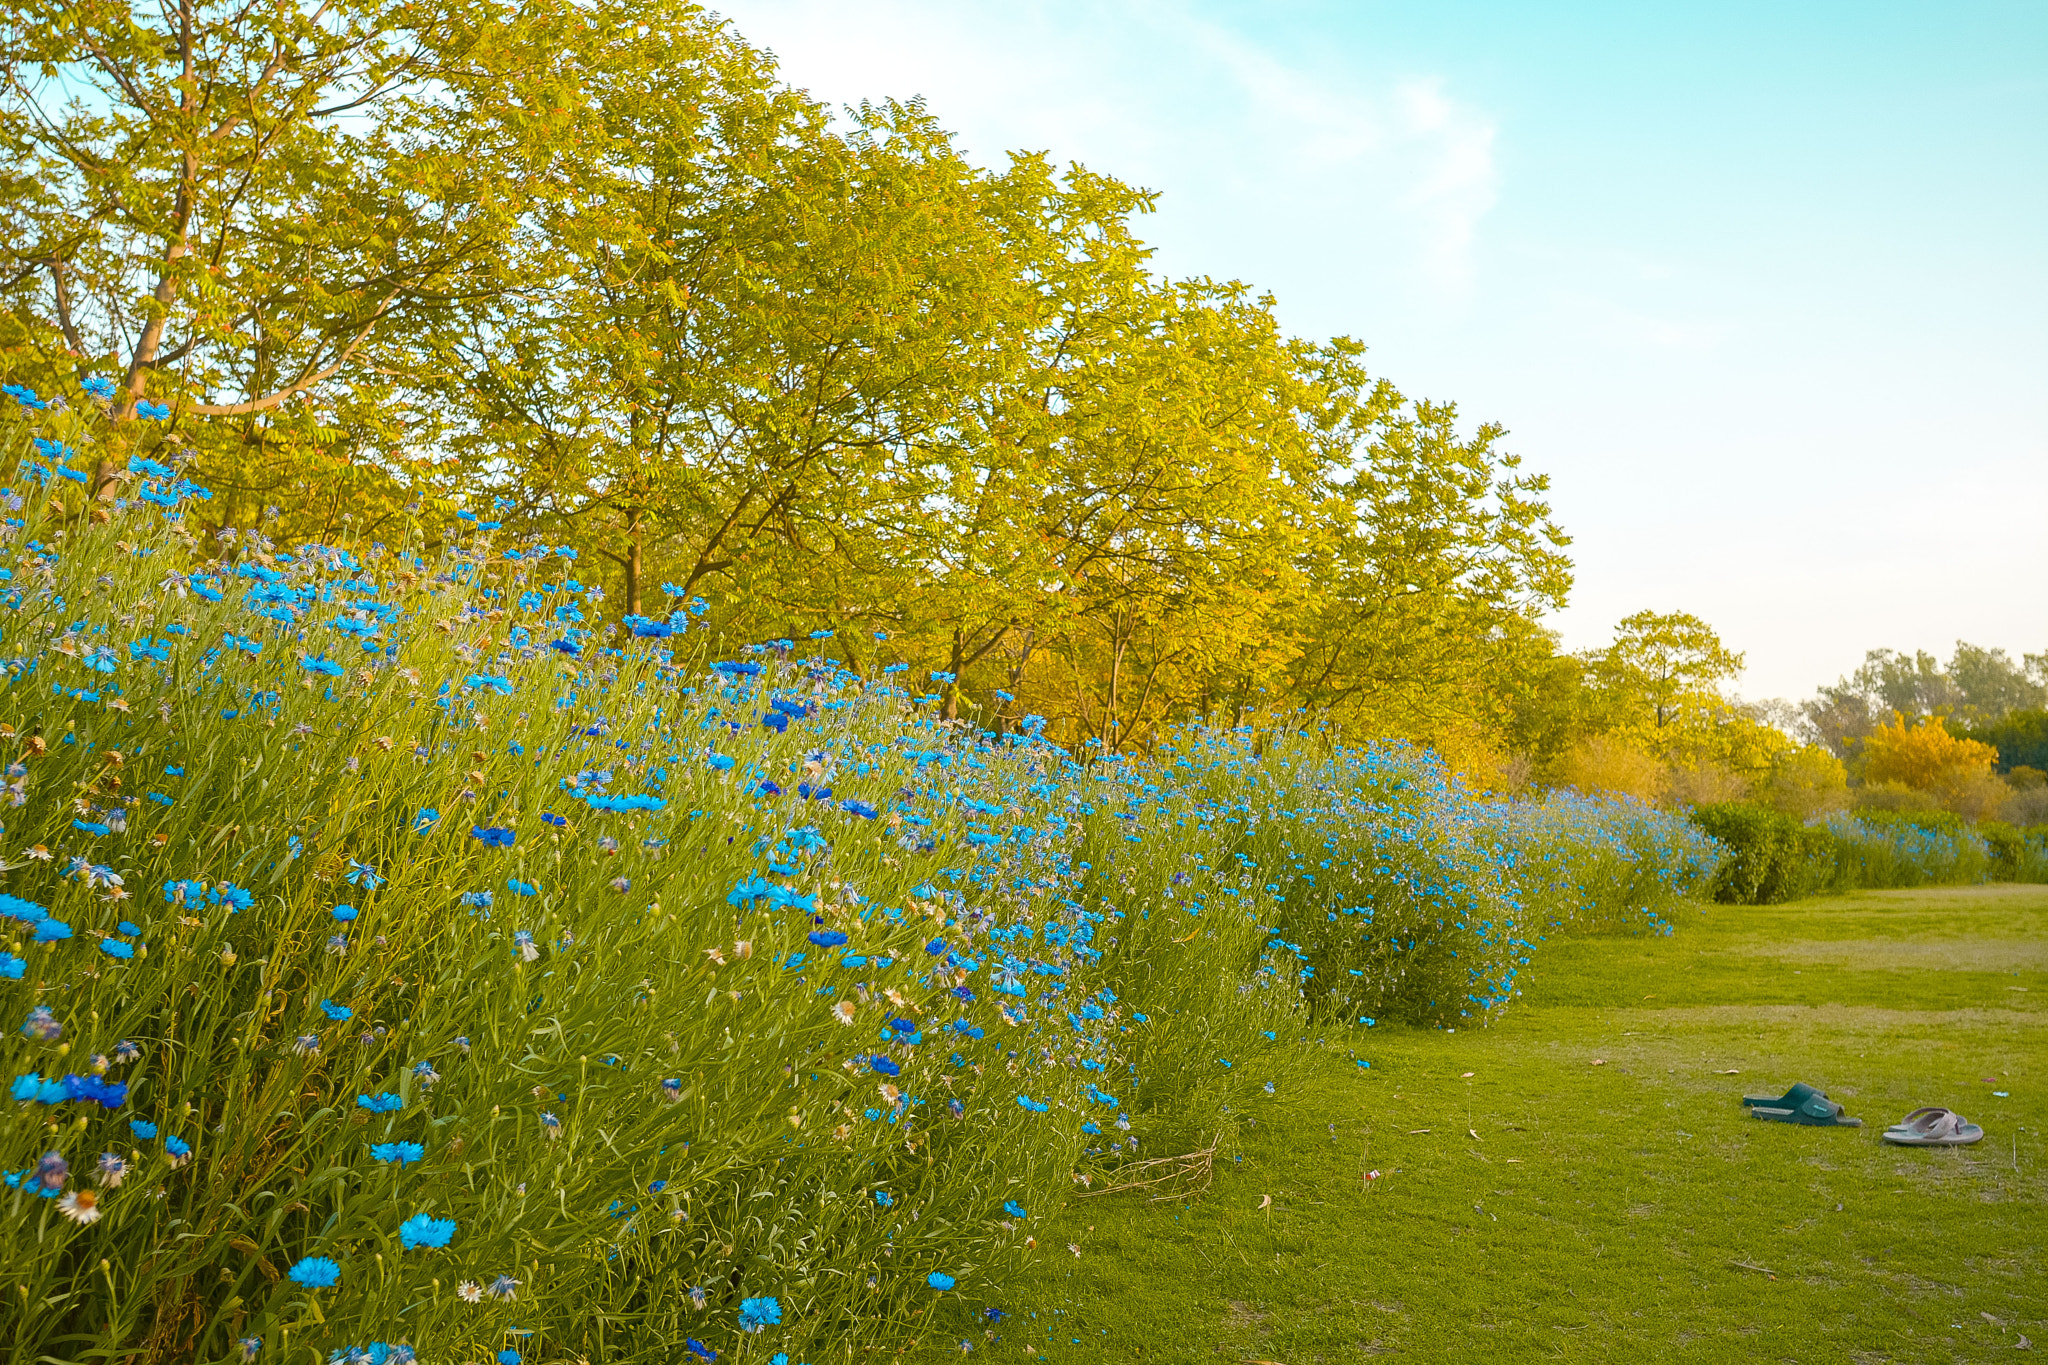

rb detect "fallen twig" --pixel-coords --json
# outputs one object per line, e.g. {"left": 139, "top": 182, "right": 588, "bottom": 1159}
{"left": 1079, "top": 1137, "right": 1220, "bottom": 1202}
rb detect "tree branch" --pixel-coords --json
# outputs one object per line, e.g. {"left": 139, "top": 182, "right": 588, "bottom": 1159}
{"left": 185, "top": 299, "right": 391, "bottom": 415}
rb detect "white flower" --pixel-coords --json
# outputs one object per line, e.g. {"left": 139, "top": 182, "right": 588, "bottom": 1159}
{"left": 58, "top": 1189, "right": 101, "bottom": 1224}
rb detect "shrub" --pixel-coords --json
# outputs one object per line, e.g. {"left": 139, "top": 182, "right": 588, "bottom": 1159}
{"left": 1685, "top": 803, "right": 1827, "bottom": 904}
{"left": 1820, "top": 811, "right": 1991, "bottom": 889}
{"left": 1662, "top": 760, "right": 1750, "bottom": 809}
{"left": 1979, "top": 821, "right": 2048, "bottom": 883}
{"left": 1853, "top": 780, "right": 1942, "bottom": 813}
{"left": 1861, "top": 713, "right": 1999, "bottom": 790}
{"left": 0, "top": 395, "right": 1726, "bottom": 1362}
{"left": 1762, "top": 746, "right": 1849, "bottom": 820}
{"left": 1551, "top": 734, "right": 1665, "bottom": 804}
{"left": 1475, "top": 790, "right": 1722, "bottom": 934}
{"left": 1969, "top": 708, "right": 2048, "bottom": 774}
{"left": 1998, "top": 785, "right": 2048, "bottom": 826}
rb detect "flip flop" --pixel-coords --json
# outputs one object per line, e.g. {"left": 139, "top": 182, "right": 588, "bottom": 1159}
{"left": 1741, "top": 1081, "right": 1863, "bottom": 1127}
{"left": 1881, "top": 1108, "right": 1984, "bottom": 1146}
{"left": 1883, "top": 1106, "right": 1947, "bottom": 1134}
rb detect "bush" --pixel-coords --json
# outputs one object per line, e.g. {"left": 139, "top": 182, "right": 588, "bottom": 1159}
{"left": 1478, "top": 790, "right": 1722, "bottom": 934}
{"left": 1969, "top": 708, "right": 2048, "bottom": 774}
{"left": 1853, "top": 780, "right": 1942, "bottom": 813}
{"left": 1818, "top": 811, "right": 1991, "bottom": 889}
{"left": 1551, "top": 734, "right": 1665, "bottom": 804}
{"left": 1682, "top": 803, "right": 2014, "bottom": 902}
{"left": 0, "top": 402, "right": 1726, "bottom": 1362}
{"left": 1979, "top": 821, "right": 2048, "bottom": 883}
{"left": 1761, "top": 746, "right": 1849, "bottom": 820}
{"left": 2000, "top": 775, "right": 2048, "bottom": 828}
{"left": 1686, "top": 803, "right": 1832, "bottom": 904}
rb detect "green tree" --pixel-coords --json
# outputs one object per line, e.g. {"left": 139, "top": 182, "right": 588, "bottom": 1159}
{"left": 1946, "top": 642, "right": 2047, "bottom": 722}
{"left": 1590, "top": 609, "right": 1744, "bottom": 755}
{"left": 1286, "top": 376, "right": 1573, "bottom": 744}
{"left": 0, "top": 0, "right": 571, "bottom": 537}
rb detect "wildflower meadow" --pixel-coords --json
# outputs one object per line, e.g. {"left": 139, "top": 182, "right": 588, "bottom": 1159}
{"left": 0, "top": 389, "right": 1726, "bottom": 1363}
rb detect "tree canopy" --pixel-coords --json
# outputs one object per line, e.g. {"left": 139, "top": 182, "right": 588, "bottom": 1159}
{"left": 1, "top": 0, "right": 1580, "bottom": 756}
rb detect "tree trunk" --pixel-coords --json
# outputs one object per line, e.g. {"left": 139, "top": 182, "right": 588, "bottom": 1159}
{"left": 624, "top": 506, "right": 642, "bottom": 618}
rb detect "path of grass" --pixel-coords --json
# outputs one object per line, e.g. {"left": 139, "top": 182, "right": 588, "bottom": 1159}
{"left": 963, "top": 885, "right": 2048, "bottom": 1364}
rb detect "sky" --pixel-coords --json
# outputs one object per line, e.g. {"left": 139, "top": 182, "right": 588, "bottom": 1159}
{"left": 709, "top": 0, "right": 2048, "bottom": 703}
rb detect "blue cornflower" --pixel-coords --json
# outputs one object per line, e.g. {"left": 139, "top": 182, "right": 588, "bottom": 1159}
{"left": 874, "top": 1189, "right": 894, "bottom": 1207}
{"left": 0, "top": 954, "right": 23, "bottom": 979}
{"left": 412, "top": 808, "right": 439, "bottom": 833}
{"left": 506, "top": 878, "right": 538, "bottom": 897}
{"left": 397, "top": 1213, "right": 455, "bottom": 1249}
{"left": 497, "top": 1353, "right": 521, "bottom": 1365}
{"left": 808, "top": 930, "right": 848, "bottom": 947}
{"left": 165, "top": 1135, "right": 192, "bottom": 1165}
{"left": 118, "top": 921, "right": 141, "bottom": 936}
{"left": 332, "top": 904, "right": 357, "bottom": 921}
{"left": 287, "top": 1256, "right": 341, "bottom": 1287}
{"left": 928, "top": 1272, "right": 956, "bottom": 1291}
{"left": 738, "top": 1295, "right": 782, "bottom": 1332}
{"left": 460, "top": 891, "right": 493, "bottom": 909}
{"left": 320, "top": 1000, "right": 352, "bottom": 1021}
{"left": 370, "top": 1141, "right": 425, "bottom": 1166}
{"left": 1003, "top": 1200, "right": 1028, "bottom": 1218}
{"left": 868, "top": 1055, "right": 900, "bottom": 1077}
{"left": 344, "top": 861, "right": 383, "bottom": 889}
{"left": 130, "top": 1118, "right": 158, "bottom": 1139}
{"left": 469, "top": 826, "right": 515, "bottom": 848}
{"left": 99, "top": 940, "right": 135, "bottom": 960}
{"left": 356, "top": 1092, "right": 404, "bottom": 1114}
{"left": 683, "top": 1341, "right": 715, "bottom": 1363}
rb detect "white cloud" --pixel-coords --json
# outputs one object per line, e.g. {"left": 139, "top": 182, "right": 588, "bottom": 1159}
{"left": 710, "top": 0, "right": 1499, "bottom": 305}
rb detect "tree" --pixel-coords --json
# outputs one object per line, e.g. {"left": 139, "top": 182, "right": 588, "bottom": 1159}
{"left": 1589, "top": 609, "right": 1744, "bottom": 755}
{"left": 1965, "top": 709, "right": 2048, "bottom": 775}
{"left": 1862, "top": 713, "right": 1998, "bottom": 791}
{"left": 446, "top": 32, "right": 1082, "bottom": 625}
{"left": 1946, "top": 643, "right": 2047, "bottom": 722}
{"left": 0, "top": 0, "right": 571, "bottom": 537}
{"left": 1285, "top": 374, "right": 1573, "bottom": 745}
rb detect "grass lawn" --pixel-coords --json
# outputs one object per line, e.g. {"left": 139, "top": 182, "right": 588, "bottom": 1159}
{"left": 956, "top": 885, "right": 2048, "bottom": 1364}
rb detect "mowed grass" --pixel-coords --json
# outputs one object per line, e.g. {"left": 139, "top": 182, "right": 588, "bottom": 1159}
{"left": 956, "top": 885, "right": 2048, "bottom": 1364}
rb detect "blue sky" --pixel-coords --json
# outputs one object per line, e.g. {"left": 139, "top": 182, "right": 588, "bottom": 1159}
{"left": 712, "top": 0, "right": 2047, "bottom": 702}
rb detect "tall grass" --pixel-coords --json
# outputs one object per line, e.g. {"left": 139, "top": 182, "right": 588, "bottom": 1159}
{"left": 1817, "top": 811, "right": 1993, "bottom": 889}
{"left": 0, "top": 389, "right": 1718, "bottom": 1363}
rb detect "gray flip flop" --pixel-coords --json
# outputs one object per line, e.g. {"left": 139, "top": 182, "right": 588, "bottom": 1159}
{"left": 1881, "top": 1107, "right": 1984, "bottom": 1146}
